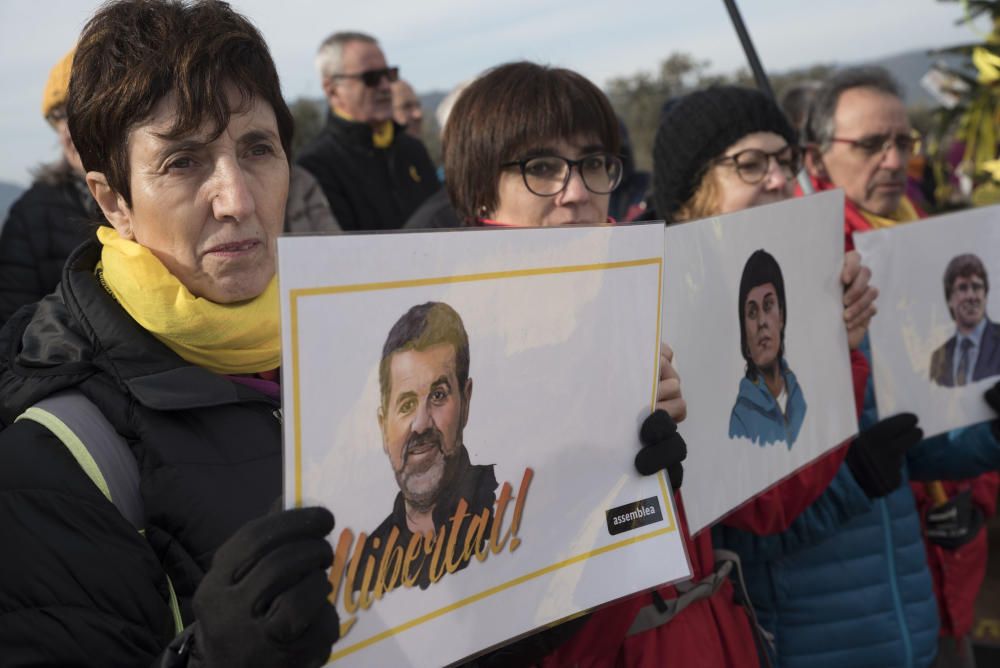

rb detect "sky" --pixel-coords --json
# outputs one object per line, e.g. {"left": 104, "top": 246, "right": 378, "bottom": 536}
{"left": 0, "top": 0, "right": 989, "bottom": 187}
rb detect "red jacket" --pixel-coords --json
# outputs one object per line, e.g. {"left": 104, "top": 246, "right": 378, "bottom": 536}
{"left": 541, "top": 351, "right": 870, "bottom": 667}
{"left": 805, "top": 177, "right": 925, "bottom": 251}
{"left": 823, "top": 174, "right": 995, "bottom": 641}
{"left": 911, "top": 474, "right": 1000, "bottom": 638}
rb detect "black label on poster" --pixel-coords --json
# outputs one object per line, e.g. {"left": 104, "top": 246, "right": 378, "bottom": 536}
{"left": 606, "top": 496, "right": 663, "bottom": 536}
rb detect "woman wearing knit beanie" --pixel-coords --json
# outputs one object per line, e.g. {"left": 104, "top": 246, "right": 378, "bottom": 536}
{"left": 652, "top": 86, "right": 800, "bottom": 223}
{"left": 650, "top": 87, "right": 937, "bottom": 668}
{"left": 652, "top": 85, "right": 877, "bottom": 355}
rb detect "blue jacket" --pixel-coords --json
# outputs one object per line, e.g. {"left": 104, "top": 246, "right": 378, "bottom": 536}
{"left": 729, "top": 361, "right": 807, "bottom": 449}
{"left": 714, "top": 346, "right": 1000, "bottom": 668}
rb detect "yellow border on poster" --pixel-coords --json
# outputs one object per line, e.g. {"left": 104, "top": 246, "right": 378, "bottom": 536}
{"left": 287, "top": 257, "right": 678, "bottom": 663}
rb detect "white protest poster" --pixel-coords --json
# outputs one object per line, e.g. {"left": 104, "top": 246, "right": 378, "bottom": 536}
{"left": 278, "top": 224, "right": 690, "bottom": 667}
{"left": 662, "top": 190, "right": 858, "bottom": 534}
{"left": 853, "top": 204, "right": 1000, "bottom": 437}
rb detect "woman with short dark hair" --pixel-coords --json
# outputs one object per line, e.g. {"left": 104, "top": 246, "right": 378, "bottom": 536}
{"left": 442, "top": 61, "right": 764, "bottom": 668}
{"left": 444, "top": 61, "right": 621, "bottom": 227}
{"left": 0, "top": 2, "right": 339, "bottom": 665}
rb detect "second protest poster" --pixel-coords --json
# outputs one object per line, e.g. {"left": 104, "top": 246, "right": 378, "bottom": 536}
{"left": 662, "top": 190, "right": 859, "bottom": 534}
{"left": 279, "top": 223, "right": 689, "bottom": 667}
{"left": 854, "top": 204, "right": 1000, "bottom": 437}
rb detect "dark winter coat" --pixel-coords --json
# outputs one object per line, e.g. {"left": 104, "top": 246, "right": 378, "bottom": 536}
{"left": 0, "top": 241, "right": 281, "bottom": 666}
{"left": 714, "top": 344, "right": 1000, "bottom": 668}
{"left": 403, "top": 187, "right": 463, "bottom": 229}
{"left": 0, "top": 161, "right": 101, "bottom": 327}
{"left": 296, "top": 114, "right": 440, "bottom": 231}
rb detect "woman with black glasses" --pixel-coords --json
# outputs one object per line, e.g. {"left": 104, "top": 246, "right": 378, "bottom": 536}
{"left": 443, "top": 62, "right": 623, "bottom": 229}
{"left": 652, "top": 86, "right": 935, "bottom": 668}
{"left": 653, "top": 86, "right": 801, "bottom": 223}
{"left": 441, "top": 61, "right": 768, "bottom": 668}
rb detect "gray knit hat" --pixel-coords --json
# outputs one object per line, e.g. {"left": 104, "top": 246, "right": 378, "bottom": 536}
{"left": 652, "top": 86, "right": 796, "bottom": 222}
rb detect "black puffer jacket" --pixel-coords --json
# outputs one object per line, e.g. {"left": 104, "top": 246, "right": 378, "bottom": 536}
{"left": 0, "top": 242, "right": 281, "bottom": 666}
{"left": 297, "top": 114, "right": 440, "bottom": 231}
{"left": 0, "top": 161, "right": 102, "bottom": 327}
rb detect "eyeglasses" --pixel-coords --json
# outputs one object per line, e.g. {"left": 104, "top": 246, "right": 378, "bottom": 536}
{"left": 331, "top": 66, "right": 399, "bottom": 88}
{"left": 828, "top": 130, "right": 921, "bottom": 159}
{"left": 711, "top": 145, "right": 802, "bottom": 185}
{"left": 501, "top": 152, "right": 624, "bottom": 197}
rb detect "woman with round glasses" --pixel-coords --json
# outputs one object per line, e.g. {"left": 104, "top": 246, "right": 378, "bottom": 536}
{"left": 443, "top": 62, "right": 766, "bottom": 668}
{"left": 651, "top": 87, "right": 946, "bottom": 668}
{"left": 653, "top": 86, "right": 801, "bottom": 222}
{"left": 444, "top": 63, "right": 623, "bottom": 228}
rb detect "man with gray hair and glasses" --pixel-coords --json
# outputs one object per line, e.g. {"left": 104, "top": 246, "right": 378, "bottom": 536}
{"left": 803, "top": 66, "right": 923, "bottom": 250}
{"left": 794, "top": 66, "right": 1000, "bottom": 668}
{"left": 297, "top": 31, "right": 439, "bottom": 231}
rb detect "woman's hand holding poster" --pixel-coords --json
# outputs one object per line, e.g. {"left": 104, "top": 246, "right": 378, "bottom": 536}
{"left": 278, "top": 224, "right": 689, "bottom": 667}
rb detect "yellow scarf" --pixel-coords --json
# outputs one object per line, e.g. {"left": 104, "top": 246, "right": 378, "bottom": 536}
{"left": 859, "top": 196, "right": 920, "bottom": 229}
{"left": 334, "top": 108, "right": 394, "bottom": 148}
{"left": 96, "top": 226, "right": 280, "bottom": 375}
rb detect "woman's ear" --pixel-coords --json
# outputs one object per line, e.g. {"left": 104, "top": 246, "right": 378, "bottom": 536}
{"left": 804, "top": 147, "right": 827, "bottom": 181}
{"left": 87, "top": 171, "right": 134, "bottom": 239}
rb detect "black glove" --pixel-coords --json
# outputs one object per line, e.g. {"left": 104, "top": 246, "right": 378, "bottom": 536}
{"left": 925, "top": 489, "right": 985, "bottom": 550}
{"left": 986, "top": 381, "right": 1000, "bottom": 442}
{"left": 845, "top": 413, "right": 923, "bottom": 498}
{"left": 636, "top": 410, "right": 687, "bottom": 490}
{"left": 188, "top": 506, "right": 340, "bottom": 668}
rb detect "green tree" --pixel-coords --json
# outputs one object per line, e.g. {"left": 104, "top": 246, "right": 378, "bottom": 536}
{"left": 606, "top": 53, "right": 713, "bottom": 171}
{"left": 606, "top": 53, "right": 834, "bottom": 172}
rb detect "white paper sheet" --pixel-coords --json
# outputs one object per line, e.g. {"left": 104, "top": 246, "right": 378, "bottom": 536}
{"left": 662, "top": 191, "right": 858, "bottom": 534}
{"left": 853, "top": 204, "right": 1000, "bottom": 436}
{"left": 278, "top": 223, "right": 690, "bottom": 667}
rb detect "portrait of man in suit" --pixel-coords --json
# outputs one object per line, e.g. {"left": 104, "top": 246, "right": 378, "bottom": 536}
{"left": 930, "top": 253, "right": 1000, "bottom": 387}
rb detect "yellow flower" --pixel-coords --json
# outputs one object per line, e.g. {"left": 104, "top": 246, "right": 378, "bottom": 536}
{"left": 982, "top": 159, "right": 1000, "bottom": 181}
{"left": 973, "top": 46, "right": 1000, "bottom": 84}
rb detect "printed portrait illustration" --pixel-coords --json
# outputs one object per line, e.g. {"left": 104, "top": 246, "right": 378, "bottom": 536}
{"left": 360, "top": 302, "right": 498, "bottom": 590}
{"left": 930, "top": 253, "right": 1000, "bottom": 387}
{"left": 728, "top": 249, "right": 807, "bottom": 448}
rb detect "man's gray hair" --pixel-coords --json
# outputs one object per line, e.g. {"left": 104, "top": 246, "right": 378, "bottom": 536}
{"left": 315, "top": 31, "right": 378, "bottom": 80}
{"left": 804, "top": 66, "right": 904, "bottom": 150}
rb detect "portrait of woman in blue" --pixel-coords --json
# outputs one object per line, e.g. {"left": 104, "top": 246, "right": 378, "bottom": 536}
{"left": 728, "top": 249, "right": 807, "bottom": 448}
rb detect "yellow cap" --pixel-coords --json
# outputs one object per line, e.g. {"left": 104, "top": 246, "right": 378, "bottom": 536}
{"left": 41, "top": 48, "right": 76, "bottom": 120}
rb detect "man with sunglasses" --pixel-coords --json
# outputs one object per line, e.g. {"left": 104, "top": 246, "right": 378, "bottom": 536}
{"left": 297, "top": 31, "right": 439, "bottom": 231}
{"left": 803, "top": 66, "right": 923, "bottom": 250}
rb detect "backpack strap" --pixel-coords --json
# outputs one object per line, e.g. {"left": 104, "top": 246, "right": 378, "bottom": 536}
{"left": 15, "top": 389, "right": 185, "bottom": 635}
{"left": 715, "top": 548, "right": 775, "bottom": 668}
{"left": 625, "top": 548, "right": 775, "bottom": 668}
{"left": 626, "top": 551, "right": 733, "bottom": 636}
{"left": 17, "top": 389, "right": 144, "bottom": 530}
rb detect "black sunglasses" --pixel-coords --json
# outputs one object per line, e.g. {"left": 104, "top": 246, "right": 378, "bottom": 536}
{"left": 332, "top": 66, "right": 399, "bottom": 88}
